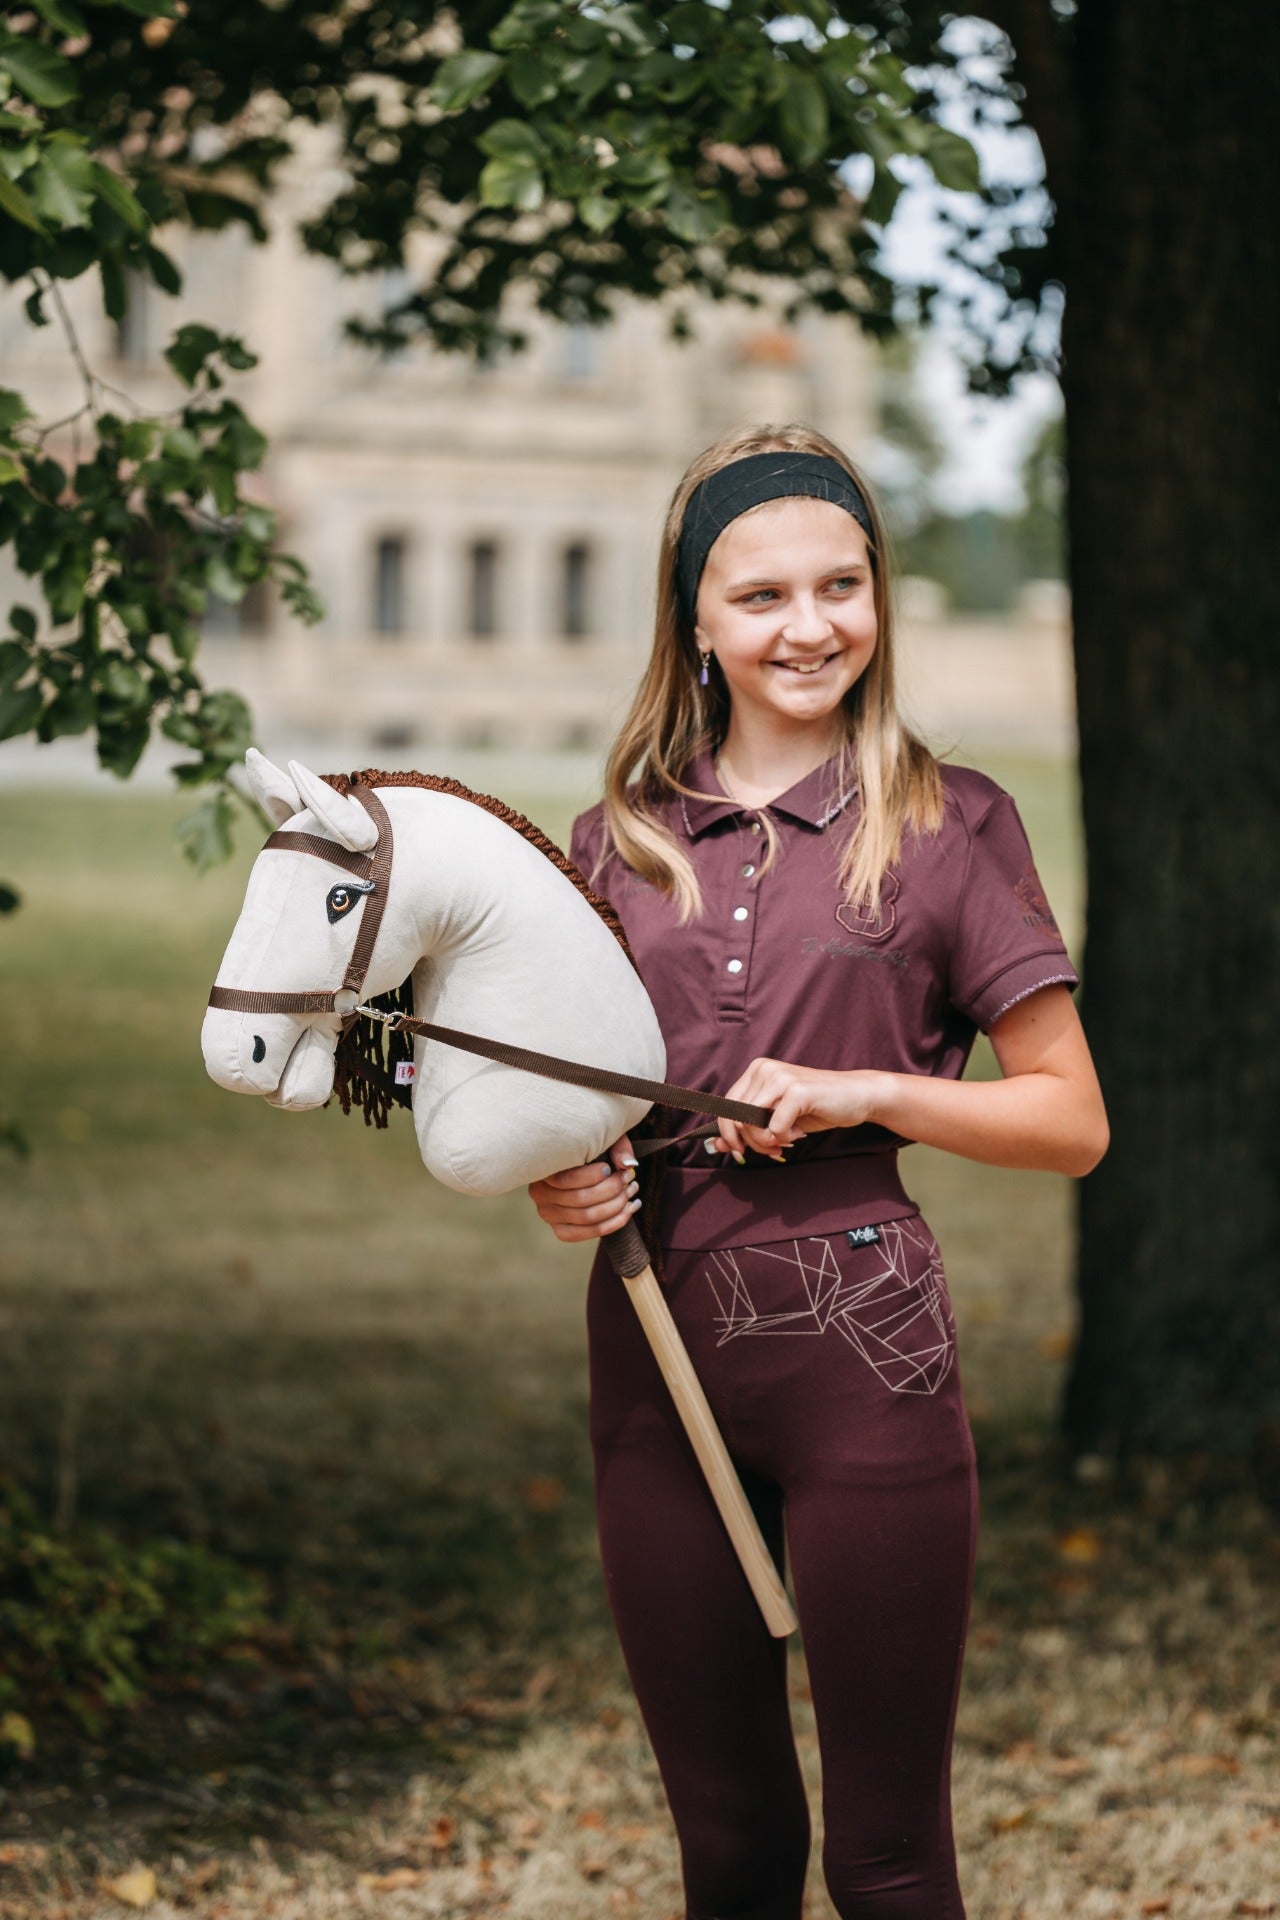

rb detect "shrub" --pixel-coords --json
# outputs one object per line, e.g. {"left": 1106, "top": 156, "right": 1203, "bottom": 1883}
{"left": 0, "top": 1477, "right": 265, "bottom": 1738}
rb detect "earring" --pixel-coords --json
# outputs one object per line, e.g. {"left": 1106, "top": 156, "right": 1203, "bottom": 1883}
{"left": 698, "top": 651, "right": 711, "bottom": 687}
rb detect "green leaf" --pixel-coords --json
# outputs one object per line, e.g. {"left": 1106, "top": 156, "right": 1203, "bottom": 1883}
{"left": 0, "top": 881, "right": 21, "bottom": 914}
{"left": 0, "top": 36, "right": 78, "bottom": 109}
{"left": 578, "top": 191, "right": 619, "bottom": 233}
{"left": 40, "top": 681, "right": 96, "bottom": 739}
{"left": 924, "top": 126, "right": 981, "bottom": 193}
{"left": 0, "top": 640, "right": 29, "bottom": 689}
{"left": 779, "top": 67, "right": 829, "bottom": 166}
{"left": 177, "top": 791, "right": 236, "bottom": 870}
{"left": 143, "top": 242, "right": 182, "bottom": 295}
{"left": 160, "top": 709, "right": 202, "bottom": 748}
{"left": 0, "top": 453, "right": 24, "bottom": 485}
{"left": 664, "top": 185, "right": 730, "bottom": 245}
{"left": 99, "top": 656, "right": 147, "bottom": 709}
{"left": 0, "top": 173, "right": 42, "bottom": 233}
{"left": 30, "top": 139, "right": 99, "bottom": 229}
{"left": 99, "top": 252, "right": 126, "bottom": 322}
{"left": 0, "top": 681, "right": 41, "bottom": 741}
{"left": 91, "top": 162, "right": 148, "bottom": 234}
{"left": 863, "top": 162, "right": 904, "bottom": 227}
{"left": 478, "top": 153, "right": 544, "bottom": 212}
{"left": 96, "top": 719, "right": 150, "bottom": 778}
{"left": 862, "top": 53, "right": 915, "bottom": 107}
{"left": 507, "top": 50, "right": 558, "bottom": 110}
{"left": 568, "top": 51, "right": 613, "bottom": 105}
{"left": 10, "top": 605, "right": 37, "bottom": 641}
{"left": 430, "top": 48, "right": 506, "bottom": 112}
{"left": 31, "top": 0, "right": 88, "bottom": 34}
{"left": 164, "top": 322, "right": 222, "bottom": 387}
{"left": 0, "top": 388, "right": 32, "bottom": 433}
{"left": 45, "top": 227, "right": 95, "bottom": 278}
{"left": 206, "top": 554, "right": 245, "bottom": 603}
{"left": 477, "top": 117, "right": 548, "bottom": 161}
{"left": 162, "top": 426, "right": 201, "bottom": 463}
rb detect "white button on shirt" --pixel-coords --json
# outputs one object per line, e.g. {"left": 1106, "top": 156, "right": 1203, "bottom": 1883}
{"left": 733, "top": 906, "right": 749, "bottom": 921}
{"left": 726, "top": 958, "right": 743, "bottom": 974}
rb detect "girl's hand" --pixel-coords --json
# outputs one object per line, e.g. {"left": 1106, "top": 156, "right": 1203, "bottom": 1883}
{"left": 713, "top": 1060, "right": 886, "bottom": 1162}
{"left": 528, "top": 1136, "right": 641, "bottom": 1242}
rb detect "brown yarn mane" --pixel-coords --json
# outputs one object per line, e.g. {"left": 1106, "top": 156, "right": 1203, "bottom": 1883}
{"left": 326, "top": 768, "right": 636, "bottom": 1130}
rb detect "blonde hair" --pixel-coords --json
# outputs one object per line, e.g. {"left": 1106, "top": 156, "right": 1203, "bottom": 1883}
{"left": 601, "top": 422, "right": 944, "bottom": 921}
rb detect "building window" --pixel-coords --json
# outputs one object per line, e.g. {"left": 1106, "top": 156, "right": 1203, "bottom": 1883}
{"left": 561, "top": 324, "right": 599, "bottom": 380}
{"left": 239, "top": 579, "right": 272, "bottom": 636}
{"left": 203, "top": 580, "right": 271, "bottom": 640}
{"left": 561, "top": 542, "right": 592, "bottom": 640}
{"left": 113, "top": 273, "right": 150, "bottom": 367}
{"left": 468, "top": 540, "right": 499, "bottom": 639}
{"left": 373, "top": 535, "right": 407, "bottom": 636}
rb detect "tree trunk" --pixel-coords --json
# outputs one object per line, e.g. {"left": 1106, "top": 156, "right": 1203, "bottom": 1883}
{"left": 1048, "top": 2, "right": 1280, "bottom": 1455}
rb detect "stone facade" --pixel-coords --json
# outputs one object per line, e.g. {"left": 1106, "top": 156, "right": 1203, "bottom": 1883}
{"left": 0, "top": 162, "right": 1072, "bottom": 766}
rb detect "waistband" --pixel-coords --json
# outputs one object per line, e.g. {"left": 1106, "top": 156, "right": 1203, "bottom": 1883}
{"left": 657, "top": 1150, "right": 917, "bottom": 1251}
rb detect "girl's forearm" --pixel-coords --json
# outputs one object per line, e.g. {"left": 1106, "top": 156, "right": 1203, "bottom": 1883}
{"left": 864, "top": 1068, "right": 1108, "bottom": 1178}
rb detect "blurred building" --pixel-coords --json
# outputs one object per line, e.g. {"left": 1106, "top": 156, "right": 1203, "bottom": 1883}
{"left": 1, "top": 200, "right": 877, "bottom": 757}
{"left": 0, "top": 170, "right": 1073, "bottom": 766}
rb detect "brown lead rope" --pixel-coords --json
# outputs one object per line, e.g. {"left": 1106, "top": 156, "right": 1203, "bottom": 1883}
{"left": 363, "top": 1009, "right": 774, "bottom": 1140}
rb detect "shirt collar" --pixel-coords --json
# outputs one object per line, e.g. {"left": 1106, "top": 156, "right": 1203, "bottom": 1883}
{"left": 677, "top": 745, "right": 858, "bottom": 839}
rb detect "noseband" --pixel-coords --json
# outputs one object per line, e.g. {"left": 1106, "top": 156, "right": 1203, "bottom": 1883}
{"left": 208, "top": 786, "right": 393, "bottom": 1022}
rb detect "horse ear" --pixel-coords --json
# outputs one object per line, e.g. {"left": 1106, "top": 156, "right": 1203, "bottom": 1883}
{"left": 244, "top": 749, "right": 303, "bottom": 826}
{"left": 288, "top": 760, "right": 379, "bottom": 852}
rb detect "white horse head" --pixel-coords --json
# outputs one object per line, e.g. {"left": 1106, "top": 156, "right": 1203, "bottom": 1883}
{"left": 202, "top": 751, "right": 665, "bottom": 1195}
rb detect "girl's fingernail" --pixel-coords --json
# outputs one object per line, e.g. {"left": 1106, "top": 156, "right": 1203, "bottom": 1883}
{"left": 626, "top": 1178, "right": 639, "bottom": 1198}
{"left": 703, "top": 1137, "right": 719, "bottom": 1156}
{"left": 628, "top": 1196, "right": 642, "bottom": 1212}
{"left": 732, "top": 1151, "right": 746, "bottom": 1167}
{"left": 620, "top": 1154, "right": 639, "bottom": 1168}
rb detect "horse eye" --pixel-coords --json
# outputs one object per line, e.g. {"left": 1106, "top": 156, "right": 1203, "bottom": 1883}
{"left": 326, "top": 886, "right": 353, "bottom": 923}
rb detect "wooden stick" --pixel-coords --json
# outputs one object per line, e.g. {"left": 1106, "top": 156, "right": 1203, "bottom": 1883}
{"left": 604, "top": 1223, "right": 798, "bottom": 1638}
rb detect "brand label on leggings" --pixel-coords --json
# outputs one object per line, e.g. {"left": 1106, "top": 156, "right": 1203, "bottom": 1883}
{"left": 394, "top": 1061, "right": 415, "bottom": 1085}
{"left": 846, "top": 1225, "right": 882, "bottom": 1248}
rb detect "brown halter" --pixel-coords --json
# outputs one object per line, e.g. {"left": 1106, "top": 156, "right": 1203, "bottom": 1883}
{"left": 206, "top": 785, "right": 773, "bottom": 1147}
{"left": 208, "top": 786, "right": 394, "bottom": 1024}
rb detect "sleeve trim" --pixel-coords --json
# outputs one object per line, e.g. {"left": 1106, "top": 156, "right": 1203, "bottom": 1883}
{"left": 983, "top": 971, "right": 1080, "bottom": 1032}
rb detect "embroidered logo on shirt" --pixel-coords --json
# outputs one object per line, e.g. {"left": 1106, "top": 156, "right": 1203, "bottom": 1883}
{"left": 802, "top": 935, "right": 909, "bottom": 970}
{"left": 1013, "top": 866, "right": 1061, "bottom": 941}
{"left": 834, "top": 868, "right": 900, "bottom": 942}
{"left": 846, "top": 1225, "right": 882, "bottom": 1247}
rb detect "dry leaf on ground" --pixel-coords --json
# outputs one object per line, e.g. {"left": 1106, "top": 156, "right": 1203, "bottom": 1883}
{"left": 98, "top": 1864, "right": 157, "bottom": 1909}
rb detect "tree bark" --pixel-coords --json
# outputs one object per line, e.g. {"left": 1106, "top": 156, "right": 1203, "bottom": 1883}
{"left": 1021, "top": 1, "right": 1280, "bottom": 1456}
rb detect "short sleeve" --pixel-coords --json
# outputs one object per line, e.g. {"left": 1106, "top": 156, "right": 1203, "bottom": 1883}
{"left": 568, "top": 803, "right": 604, "bottom": 880}
{"left": 948, "top": 793, "right": 1079, "bottom": 1031}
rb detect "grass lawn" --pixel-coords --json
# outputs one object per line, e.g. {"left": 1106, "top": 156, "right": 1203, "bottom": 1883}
{"left": 0, "top": 761, "right": 1276, "bottom": 1920}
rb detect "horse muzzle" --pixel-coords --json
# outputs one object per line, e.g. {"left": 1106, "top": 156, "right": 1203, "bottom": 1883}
{"left": 201, "top": 1001, "right": 341, "bottom": 1109}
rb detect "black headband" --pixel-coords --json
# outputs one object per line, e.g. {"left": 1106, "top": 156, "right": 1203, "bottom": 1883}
{"left": 675, "top": 451, "right": 875, "bottom": 630}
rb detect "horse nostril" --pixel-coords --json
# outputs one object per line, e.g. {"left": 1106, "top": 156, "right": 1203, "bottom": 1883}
{"left": 252, "top": 1034, "right": 266, "bottom": 1064}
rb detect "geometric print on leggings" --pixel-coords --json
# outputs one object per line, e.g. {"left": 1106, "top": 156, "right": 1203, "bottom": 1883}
{"left": 704, "top": 1219, "right": 955, "bottom": 1395}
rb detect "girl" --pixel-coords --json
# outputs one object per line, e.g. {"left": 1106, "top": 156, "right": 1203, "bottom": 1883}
{"left": 529, "top": 424, "right": 1107, "bottom": 1920}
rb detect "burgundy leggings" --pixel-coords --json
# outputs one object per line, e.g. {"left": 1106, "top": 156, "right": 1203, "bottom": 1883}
{"left": 587, "top": 1217, "right": 978, "bottom": 1920}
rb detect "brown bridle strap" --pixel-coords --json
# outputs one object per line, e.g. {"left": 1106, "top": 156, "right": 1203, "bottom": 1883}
{"left": 262, "top": 831, "right": 375, "bottom": 883}
{"left": 209, "top": 987, "right": 348, "bottom": 1015}
{"left": 208, "top": 787, "right": 394, "bottom": 1021}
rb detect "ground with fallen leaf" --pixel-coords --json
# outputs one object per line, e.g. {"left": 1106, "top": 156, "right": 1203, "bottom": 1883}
{"left": 1, "top": 776, "right": 1276, "bottom": 1919}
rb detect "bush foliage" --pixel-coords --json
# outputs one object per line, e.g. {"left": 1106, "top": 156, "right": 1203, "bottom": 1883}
{"left": 0, "top": 1476, "right": 265, "bottom": 1741}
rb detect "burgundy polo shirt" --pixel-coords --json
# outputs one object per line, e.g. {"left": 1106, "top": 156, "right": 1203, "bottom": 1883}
{"left": 570, "top": 749, "right": 1079, "bottom": 1249}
